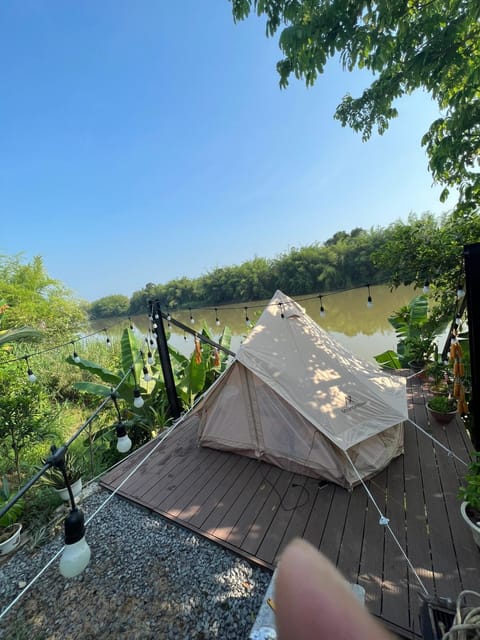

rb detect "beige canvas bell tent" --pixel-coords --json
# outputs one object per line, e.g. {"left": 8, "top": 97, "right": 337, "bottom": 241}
{"left": 183, "top": 290, "right": 407, "bottom": 489}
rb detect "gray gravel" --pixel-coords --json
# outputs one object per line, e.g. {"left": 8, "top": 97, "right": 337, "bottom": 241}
{"left": 0, "top": 485, "right": 271, "bottom": 639}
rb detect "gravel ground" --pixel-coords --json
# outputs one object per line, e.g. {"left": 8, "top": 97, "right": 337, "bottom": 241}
{"left": 0, "top": 485, "right": 271, "bottom": 640}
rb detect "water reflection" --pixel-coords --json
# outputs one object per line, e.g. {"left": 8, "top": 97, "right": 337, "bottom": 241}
{"left": 92, "top": 284, "right": 417, "bottom": 362}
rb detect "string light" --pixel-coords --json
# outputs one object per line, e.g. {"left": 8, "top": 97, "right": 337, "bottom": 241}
{"left": 115, "top": 422, "right": 132, "bottom": 454}
{"left": 45, "top": 445, "right": 91, "bottom": 577}
{"left": 457, "top": 283, "right": 465, "bottom": 298}
{"left": 422, "top": 280, "right": 430, "bottom": 294}
{"left": 244, "top": 307, "right": 250, "bottom": 326}
{"left": 278, "top": 302, "right": 285, "bottom": 318}
{"left": 25, "top": 357, "right": 37, "bottom": 382}
{"left": 133, "top": 387, "right": 144, "bottom": 408}
{"left": 319, "top": 296, "right": 326, "bottom": 318}
{"left": 72, "top": 342, "right": 81, "bottom": 364}
{"left": 366, "top": 284, "right": 373, "bottom": 309}
{"left": 128, "top": 317, "right": 134, "bottom": 330}
{"left": 166, "top": 312, "right": 172, "bottom": 322}
{"left": 104, "top": 329, "right": 112, "bottom": 347}
{"left": 214, "top": 308, "right": 221, "bottom": 327}
{"left": 142, "top": 365, "right": 152, "bottom": 382}
{"left": 189, "top": 308, "right": 195, "bottom": 325}
{"left": 147, "top": 350, "right": 154, "bottom": 365}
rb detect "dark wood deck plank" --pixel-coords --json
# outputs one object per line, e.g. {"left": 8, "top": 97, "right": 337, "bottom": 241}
{"left": 336, "top": 484, "right": 368, "bottom": 586}
{"left": 382, "top": 452, "right": 411, "bottom": 632}
{"left": 358, "top": 471, "right": 387, "bottom": 617}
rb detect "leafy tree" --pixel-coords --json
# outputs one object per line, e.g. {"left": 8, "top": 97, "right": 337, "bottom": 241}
{"left": 0, "top": 363, "right": 58, "bottom": 481}
{"left": 371, "top": 211, "right": 480, "bottom": 311}
{"left": 89, "top": 294, "right": 130, "bottom": 319}
{"left": 0, "top": 255, "right": 87, "bottom": 340}
{"left": 230, "top": 0, "right": 480, "bottom": 217}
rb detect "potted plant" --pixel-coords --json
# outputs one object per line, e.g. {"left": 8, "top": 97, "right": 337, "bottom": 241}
{"left": 41, "top": 449, "right": 84, "bottom": 502}
{"left": 426, "top": 395, "right": 458, "bottom": 425}
{"left": 459, "top": 453, "right": 480, "bottom": 548}
{"left": 0, "top": 476, "right": 23, "bottom": 555}
{"left": 425, "top": 358, "right": 450, "bottom": 396}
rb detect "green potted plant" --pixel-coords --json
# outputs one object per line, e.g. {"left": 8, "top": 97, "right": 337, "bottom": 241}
{"left": 41, "top": 449, "right": 84, "bottom": 502}
{"left": 425, "top": 358, "right": 450, "bottom": 395}
{"left": 0, "top": 476, "right": 23, "bottom": 555}
{"left": 459, "top": 453, "right": 480, "bottom": 548}
{"left": 426, "top": 395, "right": 458, "bottom": 425}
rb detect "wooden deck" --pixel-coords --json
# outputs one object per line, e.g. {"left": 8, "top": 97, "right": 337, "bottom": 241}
{"left": 100, "top": 376, "right": 480, "bottom": 638}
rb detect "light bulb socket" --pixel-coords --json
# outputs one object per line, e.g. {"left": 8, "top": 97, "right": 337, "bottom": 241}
{"left": 64, "top": 508, "right": 86, "bottom": 545}
{"left": 116, "top": 422, "right": 127, "bottom": 438}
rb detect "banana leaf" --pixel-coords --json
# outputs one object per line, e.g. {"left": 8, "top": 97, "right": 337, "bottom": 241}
{"left": 66, "top": 356, "right": 121, "bottom": 386}
{"left": 374, "top": 350, "right": 402, "bottom": 369}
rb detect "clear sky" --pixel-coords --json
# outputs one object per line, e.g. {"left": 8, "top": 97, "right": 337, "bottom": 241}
{"left": 0, "top": 1, "right": 454, "bottom": 302}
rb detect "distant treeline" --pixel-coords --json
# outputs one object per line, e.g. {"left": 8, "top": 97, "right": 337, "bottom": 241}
{"left": 88, "top": 212, "right": 470, "bottom": 318}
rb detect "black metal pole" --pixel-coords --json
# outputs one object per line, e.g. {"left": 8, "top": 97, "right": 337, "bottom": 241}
{"left": 464, "top": 242, "right": 480, "bottom": 450}
{"left": 151, "top": 302, "right": 182, "bottom": 420}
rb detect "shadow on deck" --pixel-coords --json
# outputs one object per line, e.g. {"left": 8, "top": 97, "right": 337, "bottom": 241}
{"left": 100, "top": 376, "right": 480, "bottom": 638}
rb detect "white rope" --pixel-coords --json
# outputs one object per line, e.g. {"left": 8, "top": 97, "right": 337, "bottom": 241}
{"left": 442, "top": 590, "right": 480, "bottom": 639}
{"left": 407, "top": 420, "right": 468, "bottom": 467}
{"left": 0, "top": 417, "right": 183, "bottom": 622}
{"left": 344, "top": 451, "right": 429, "bottom": 596}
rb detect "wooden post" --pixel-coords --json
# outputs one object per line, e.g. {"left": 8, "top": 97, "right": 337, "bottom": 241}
{"left": 151, "top": 301, "right": 182, "bottom": 420}
{"left": 464, "top": 242, "right": 480, "bottom": 450}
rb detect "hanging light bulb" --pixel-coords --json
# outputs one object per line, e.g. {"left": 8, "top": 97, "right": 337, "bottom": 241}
{"left": 278, "top": 303, "right": 285, "bottom": 319}
{"left": 116, "top": 422, "right": 132, "bottom": 453}
{"left": 166, "top": 312, "right": 172, "bottom": 322}
{"left": 366, "top": 285, "right": 373, "bottom": 308}
{"left": 59, "top": 508, "right": 91, "bottom": 578}
{"left": 133, "top": 387, "right": 144, "bottom": 408}
{"left": 128, "top": 317, "right": 134, "bottom": 330}
{"left": 244, "top": 307, "right": 250, "bottom": 326}
{"left": 189, "top": 308, "right": 195, "bottom": 324}
{"left": 154, "top": 312, "right": 160, "bottom": 320}
{"left": 422, "top": 280, "right": 430, "bottom": 294}
{"left": 142, "top": 365, "right": 152, "bottom": 382}
{"left": 152, "top": 322, "right": 158, "bottom": 329}
{"left": 457, "top": 283, "right": 465, "bottom": 298}
{"left": 27, "top": 366, "right": 37, "bottom": 382}
{"left": 319, "top": 296, "right": 326, "bottom": 317}
{"left": 214, "top": 308, "right": 220, "bottom": 327}
{"left": 147, "top": 351, "right": 154, "bottom": 365}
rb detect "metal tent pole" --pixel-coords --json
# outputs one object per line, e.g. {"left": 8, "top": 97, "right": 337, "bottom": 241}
{"left": 151, "top": 301, "right": 182, "bottom": 420}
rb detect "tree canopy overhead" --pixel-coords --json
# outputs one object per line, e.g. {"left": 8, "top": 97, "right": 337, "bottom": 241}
{"left": 230, "top": 0, "right": 480, "bottom": 216}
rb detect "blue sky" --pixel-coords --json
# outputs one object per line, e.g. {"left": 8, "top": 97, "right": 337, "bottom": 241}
{"left": 0, "top": 1, "right": 454, "bottom": 302}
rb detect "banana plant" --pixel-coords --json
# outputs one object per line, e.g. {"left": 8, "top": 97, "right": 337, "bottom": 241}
{"left": 170, "top": 323, "right": 232, "bottom": 407}
{"left": 67, "top": 323, "right": 232, "bottom": 424}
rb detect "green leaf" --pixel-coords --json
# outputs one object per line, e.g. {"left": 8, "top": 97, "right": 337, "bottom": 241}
{"left": 374, "top": 350, "right": 402, "bottom": 369}
{"left": 72, "top": 382, "right": 113, "bottom": 397}
{"left": 66, "top": 355, "right": 121, "bottom": 386}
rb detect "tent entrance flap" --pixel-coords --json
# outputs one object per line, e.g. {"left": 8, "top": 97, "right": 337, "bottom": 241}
{"left": 240, "top": 364, "right": 265, "bottom": 457}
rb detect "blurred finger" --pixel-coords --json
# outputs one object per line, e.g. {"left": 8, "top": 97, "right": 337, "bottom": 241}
{"left": 275, "top": 538, "right": 392, "bottom": 640}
